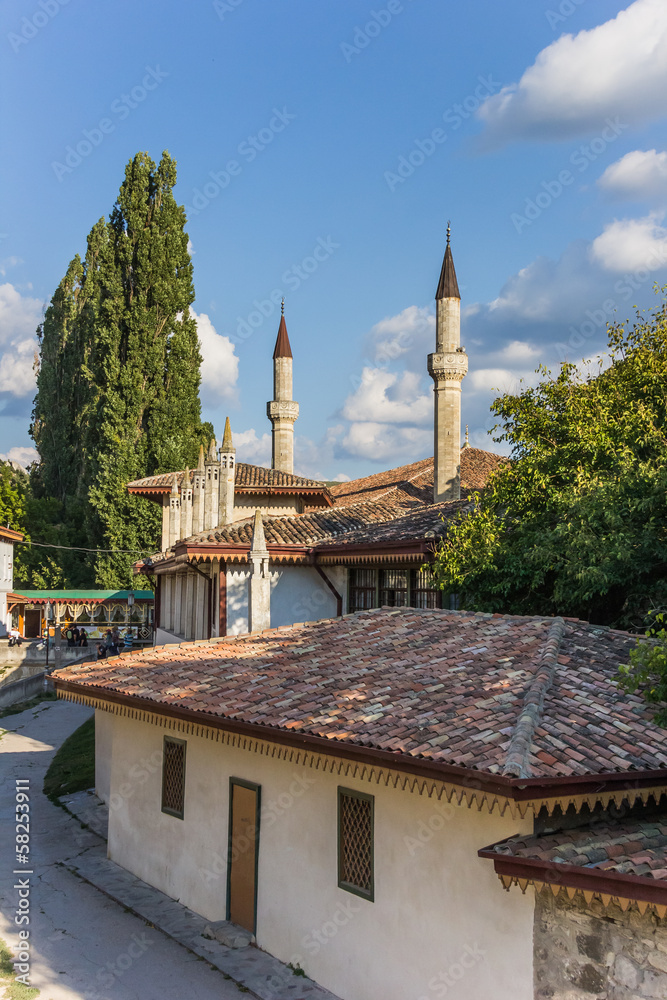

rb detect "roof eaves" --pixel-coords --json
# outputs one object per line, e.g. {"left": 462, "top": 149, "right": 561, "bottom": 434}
{"left": 478, "top": 844, "right": 667, "bottom": 913}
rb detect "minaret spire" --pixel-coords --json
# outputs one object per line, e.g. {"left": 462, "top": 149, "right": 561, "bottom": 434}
{"left": 267, "top": 302, "right": 299, "bottom": 473}
{"left": 428, "top": 226, "right": 468, "bottom": 502}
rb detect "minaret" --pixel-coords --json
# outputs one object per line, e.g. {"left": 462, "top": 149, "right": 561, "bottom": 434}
{"left": 248, "top": 509, "right": 271, "bottom": 632}
{"left": 168, "top": 474, "right": 181, "bottom": 548}
{"left": 427, "top": 224, "right": 468, "bottom": 502}
{"left": 218, "top": 417, "right": 236, "bottom": 525}
{"left": 203, "top": 437, "right": 220, "bottom": 531}
{"left": 192, "top": 444, "right": 205, "bottom": 534}
{"left": 267, "top": 300, "right": 299, "bottom": 474}
{"left": 180, "top": 467, "right": 193, "bottom": 539}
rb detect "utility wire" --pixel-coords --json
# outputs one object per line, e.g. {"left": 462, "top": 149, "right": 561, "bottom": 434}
{"left": 16, "top": 539, "right": 154, "bottom": 555}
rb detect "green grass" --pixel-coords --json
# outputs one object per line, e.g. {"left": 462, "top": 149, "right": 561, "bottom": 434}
{"left": 43, "top": 716, "right": 95, "bottom": 803}
{"left": 0, "top": 692, "right": 57, "bottom": 721}
{"left": 0, "top": 937, "right": 39, "bottom": 999}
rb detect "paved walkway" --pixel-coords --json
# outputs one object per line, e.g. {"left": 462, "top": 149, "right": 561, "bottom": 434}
{"left": 64, "top": 842, "right": 336, "bottom": 1000}
{"left": 0, "top": 699, "right": 339, "bottom": 1000}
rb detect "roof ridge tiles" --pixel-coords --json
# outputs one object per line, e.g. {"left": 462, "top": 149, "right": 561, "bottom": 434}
{"left": 502, "top": 616, "right": 566, "bottom": 780}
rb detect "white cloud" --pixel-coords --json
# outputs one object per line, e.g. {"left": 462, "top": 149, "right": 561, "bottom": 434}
{"left": 339, "top": 421, "right": 431, "bottom": 463}
{"left": 598, "top": 149, "right": 667, "bottom": 205}
{"left": 233, "top": 428, "right": 272, "bottom": 467}
{"left": 193, "top": 310, "right": 239, "bottom": 406}
{"left": 0, "top": 256, "right": 23, "bottom": 277}
{"left": 342, "top": 368, "right": 431, "bottom": 425}
{"left": 590, "top": 213, "right": 667, "bottom": 271}
{"left": 477, "top": 0, "right": 667, "bottom": 145}
{"left": 365, "top": 305, "right": 434, "bottom": 365}
{"left": 0, "top": 445, "right": 38, "bottom": 468}
{"left": 0, "top": 283, "right": 43, "bottom": 398}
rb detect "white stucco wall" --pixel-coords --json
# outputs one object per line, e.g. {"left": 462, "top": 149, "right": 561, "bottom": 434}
{"left": 106, "top": 713, "right": 534, "bottom": 1000}
{"left": 94, "top": 708, "right": 114, "bottom": 804}
{"left": 226, "top": 565, "right": 348, "bottom": 635}
{"left": 0, "top": 537, "right": 15, "bottom": 635}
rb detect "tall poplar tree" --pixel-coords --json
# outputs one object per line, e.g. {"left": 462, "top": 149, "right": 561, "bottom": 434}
{"left": 31, "top": 151, "right": 213, "bottom": 588}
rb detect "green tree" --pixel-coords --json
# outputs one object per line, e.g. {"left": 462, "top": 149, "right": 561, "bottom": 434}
{"left": 30, "top": 151, "right": 213, "bottom": 588}
{"left": 433, "top": 287, "right": 667, "bottom": 629}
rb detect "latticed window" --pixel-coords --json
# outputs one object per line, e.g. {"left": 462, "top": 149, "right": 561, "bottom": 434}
{"left": 379, "top": 568, "right": 409, "bottom": 607}
{"left": 348, "top": 569, "right": 377, "bottom": 613}
{"left": 412, "top": 566, "right": 443, "bottom": 610}
{"left": 338, "top": 787, "right": 374, "bottom": 900}
{"left": 161, "top": 737, "right": 186, "bottom": 819}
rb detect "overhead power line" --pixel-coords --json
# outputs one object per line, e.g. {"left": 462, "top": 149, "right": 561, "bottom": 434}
{"left": 16, "top": 539, "right": 154, "bottom": 555}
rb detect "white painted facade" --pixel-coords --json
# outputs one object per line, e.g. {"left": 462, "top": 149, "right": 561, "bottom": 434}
{"left": 225, "top": 564, "right": 347, "bottom": 636}
{"left": 102, "top": 711, "right": 534, "bottom": 1000}
{"left": 0, "top": 534, "right": 17, "bottom": 636}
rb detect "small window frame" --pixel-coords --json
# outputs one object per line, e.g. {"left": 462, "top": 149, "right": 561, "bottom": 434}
{"left": 161, "top": 735, "right": 187, "bottom": 819}
{"left": 337, "top": 786, "right": 374, "bottom": 902}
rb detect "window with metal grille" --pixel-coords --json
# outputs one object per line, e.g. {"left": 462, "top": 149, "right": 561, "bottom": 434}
{"left": 411, "top": 566, "right": 443, "bottom": 610}
{"left": 161, "top": 736, "right": 186, "bottom": 819}
{"left": 379, "top": 568, "right": 409, "bottom": 607}
{"left": 348, "top": 568, "right": 377, "bottom": 613}
{"left": 338, "top": 787, "right": 374, "bottom": 901}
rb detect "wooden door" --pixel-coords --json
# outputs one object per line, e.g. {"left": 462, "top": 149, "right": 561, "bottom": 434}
{"left": 24, "top": 609, "right": 41, "bottom": 638}
{"left": 227, "top": 779, "right": 260, "bottom": 933}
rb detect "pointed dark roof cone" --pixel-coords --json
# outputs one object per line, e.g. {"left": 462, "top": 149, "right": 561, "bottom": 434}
{"left": 273, "top": 301, "right": 293, "bottom": 359}
{"left": 196, "top": 444, "right": 205, "bottom": 471}
{"left": 221, "top": 416, "right": 235, "bottom": 453}
{"left": 435, "top": 226, "right": 460, "bottom": 300}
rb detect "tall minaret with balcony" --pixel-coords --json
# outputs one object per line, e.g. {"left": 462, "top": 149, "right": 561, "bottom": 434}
{"left": 427, "top": 225, "right": 468, "bottom": 501}
{"left": 267, "top": 300, "right": 299, "bottom": 474}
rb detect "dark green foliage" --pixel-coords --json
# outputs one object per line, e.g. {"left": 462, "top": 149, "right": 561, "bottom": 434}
{"left": 433, "top": 287, "right": 667, "bottom": 630}
{"left": 29, "top": 151, "right": 213, "bottom": 587}
{"left": 618, "top": 616, "right": 667, "bottom": 726}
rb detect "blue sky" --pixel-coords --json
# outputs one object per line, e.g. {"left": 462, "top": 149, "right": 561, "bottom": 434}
{"left": 2, "top": 0, "right": 667, "bottom": 479}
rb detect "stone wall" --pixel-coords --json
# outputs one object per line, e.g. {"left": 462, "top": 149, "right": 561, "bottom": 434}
{"left": 535, "top": 888, "right": 667, "bottom": 998}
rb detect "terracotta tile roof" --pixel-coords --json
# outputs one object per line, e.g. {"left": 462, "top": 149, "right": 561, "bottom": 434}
{"left": 485, "top": 818, "right": 667, "bottom": 882}
{"left": 183, "top": 494, "right": 466, "bottom": 550}
{"left": 127, "top": 464, "right": 327, "bottom": 493}
{"left": 329, "top": 448, "right": 504, "bottom": 508}
{"left": 177, "top": 448, "right": 500, "bottom": 551}
{"left": 53, "top": 608, "right": 667, "bottom": 782}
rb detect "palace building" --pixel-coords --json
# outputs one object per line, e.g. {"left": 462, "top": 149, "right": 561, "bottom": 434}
{"left": 126, "top": 234, "right": 502, "bottom": 641}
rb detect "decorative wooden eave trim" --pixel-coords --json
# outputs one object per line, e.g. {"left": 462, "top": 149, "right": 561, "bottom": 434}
{"left": 127, "top": 485, "right": 169, "bottom": 501}
{"left": 0, "top": 526, "right": 24, "bottom": 542}
{"left": 314, "top": 539, "right": 432, "bottom": 566}
{"left": 478, "top": 848, "right": 667, "bottom": 919}
{"left": 161, "top": 542, "right": 313, "bottom": 567}
{"left": 52, "top": 673, "right": 667, "bottom": 818}
{"left": 235, "top": 485, "right": 333, "bottom": 507}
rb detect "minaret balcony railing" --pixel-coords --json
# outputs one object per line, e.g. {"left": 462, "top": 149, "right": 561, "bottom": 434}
{"left": 267, "top": 400, "right": 300, "bottom": 421}
{"left": 427, "top": 350, "right": 468, "bottom": 382}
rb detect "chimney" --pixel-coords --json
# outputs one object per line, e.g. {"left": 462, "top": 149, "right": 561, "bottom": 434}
{"left": 218, "top": 417, "right": 236, "bottom": 525}
{"left": 203, "top": 437, "right": 220, "bottom": 531}
{"left": 168, "top": 474, "right": 181, "bottom": 548}
{"left": 248, "top": 509, "right": 271, "bottom": 633}
{"left": 180, "top": 467, "right": 193, "bottom": 539}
